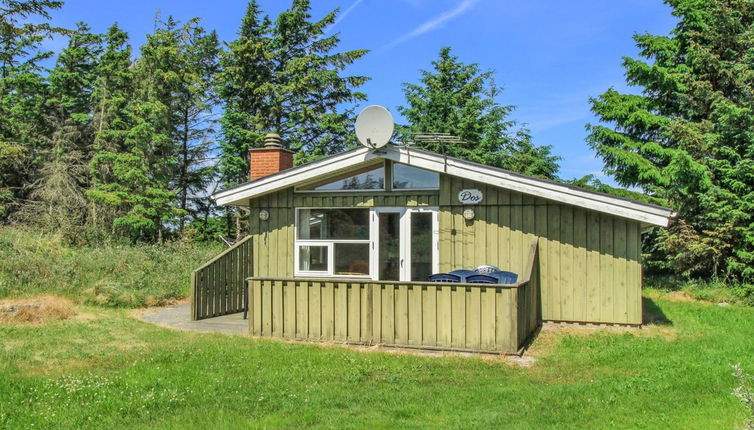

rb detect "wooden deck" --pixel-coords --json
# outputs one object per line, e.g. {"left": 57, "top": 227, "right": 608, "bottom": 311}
{"left": 247, "top": 241, "right": 540, "bottom": 354}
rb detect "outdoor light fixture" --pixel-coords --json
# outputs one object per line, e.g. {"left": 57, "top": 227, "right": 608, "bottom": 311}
{"left": 463, "top": 208, "right": 475, "bottom": 220}
{"left": 259, "top": 209, "right": 269, "bottom": 221}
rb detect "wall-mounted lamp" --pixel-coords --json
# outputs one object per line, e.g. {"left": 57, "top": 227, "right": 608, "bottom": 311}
{"left": 259, "top": 209, "right": 270, "bottom": 221}
{"left": 463, "top": 208, "right": 475, "bottom": 221}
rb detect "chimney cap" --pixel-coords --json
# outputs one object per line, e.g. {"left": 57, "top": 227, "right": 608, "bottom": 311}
{"left": 263, "top": 133, "right": 283, "bottom": 148}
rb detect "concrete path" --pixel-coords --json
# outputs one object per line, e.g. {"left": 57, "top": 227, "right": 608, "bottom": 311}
{"left": 139, "top": 303, "right": 247, "bottom": 335}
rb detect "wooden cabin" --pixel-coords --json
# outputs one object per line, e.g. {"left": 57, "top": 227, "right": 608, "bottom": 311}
{"left": 192, "top": 134, "right": 673, "bottom": 354}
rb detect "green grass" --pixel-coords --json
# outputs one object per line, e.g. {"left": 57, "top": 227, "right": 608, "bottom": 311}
{"left": 1, "top": 290, "right": 753, "bottom": 429}
{"left": 0, "top": 227, "right": 222, "bottom": 307}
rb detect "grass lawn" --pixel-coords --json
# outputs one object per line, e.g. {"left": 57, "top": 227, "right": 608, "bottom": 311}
{"left": 1, "top": 290, "right": 752, "bottom": 429}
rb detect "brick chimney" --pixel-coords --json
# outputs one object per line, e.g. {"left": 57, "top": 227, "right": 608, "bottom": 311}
{"left": 249, "top": 133, "right": 294, "bottom": 181}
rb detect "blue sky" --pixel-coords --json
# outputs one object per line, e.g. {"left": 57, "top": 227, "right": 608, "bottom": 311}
{"left": 47, "top": 0, "right": 677, "bottom": 182}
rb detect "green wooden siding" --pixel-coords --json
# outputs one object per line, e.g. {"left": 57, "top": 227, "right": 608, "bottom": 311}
{"left": 249, "top": 277, "right": 537, "bottom": 354}
{"left": 247, "top": 173, "right": 643, "bottom": 325}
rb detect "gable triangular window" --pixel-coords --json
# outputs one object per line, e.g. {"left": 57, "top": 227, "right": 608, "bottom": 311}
{"left": 297, "top": 164, "right": 385, "bottom": 191}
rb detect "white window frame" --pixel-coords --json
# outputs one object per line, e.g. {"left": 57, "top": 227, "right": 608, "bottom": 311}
{"left": 294, "top": 208, "right": 372, "bottom": 278}
{"left": 295, "top": 163, "right": 387, "bottom": 193}
{"left": 369, "top": 207, "right": 439, "bottom": 282}
{"left": 294, "top": 206, "right": 439, "bottom": 281}
{"left": 391, "top": 162, "right": 440, "bottom": 191}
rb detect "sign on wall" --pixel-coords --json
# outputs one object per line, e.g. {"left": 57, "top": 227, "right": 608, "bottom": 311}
{"left": 458, "top": 189, "right": 483, "bottom": 205}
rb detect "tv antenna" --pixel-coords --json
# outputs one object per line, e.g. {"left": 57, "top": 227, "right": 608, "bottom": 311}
{"left": 355, "top": 105, "right": 394, "bottom": 150}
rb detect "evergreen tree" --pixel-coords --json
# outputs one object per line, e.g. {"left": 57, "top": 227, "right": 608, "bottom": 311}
{"left": 266, "top": 0, "right": 368, "bottom": 164}
{"left": 218, "top": 0, "right": 369, "bottom": 188}
{"left": 399, "top": 47, "right": 560, "bottom": 179}
{"left": 217, "top": 0, "right": 272, "bottom": 187}
{"left": 171, "top": 20, "right": 220, "bottom": 231}
{"left": 92, "top": 16, "right": 219, "bottom": 242}
{"left": 0, "top": 0, "right": 65, "bottom": 220}
{"left": 87, "top": 23, "right": 135, "bottom": 233}
{"left": 587, "top": 0, "right": 754, "bottom": 280}
{"left": 20, "top": 22, "right": 102, "bottom": 237}
{"left": 217, "top": 0, "right": 368, "bottom": 239}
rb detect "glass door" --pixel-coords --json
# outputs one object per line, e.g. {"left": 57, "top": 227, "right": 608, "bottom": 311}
{"left": 371, "top": 208, "right": 438, "bottom": 281}
{"left": 377, "top": 211, "right": 401, "bottom": 281}
{"left": 408, "top": 211, "right": 434, "bottom": 282}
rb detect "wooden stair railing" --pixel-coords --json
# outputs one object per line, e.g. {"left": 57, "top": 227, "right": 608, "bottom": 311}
{"left": 191, "top": 235, "right": 253, "bottom": 320}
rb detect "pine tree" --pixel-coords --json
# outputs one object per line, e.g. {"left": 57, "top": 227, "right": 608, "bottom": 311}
{"left": 87, "top": 23, "right": 136, "bottom": 233}
{"left": 587, "top": 0, "right": 754, "bottom": 280}
{"left": 91, "top": 16, "right": 220, "bottom": 242}
{"left": 218, "top": 0, "right": 368, "bottom": 239}
{"left": 217, "top": 0, "right": 272, "bottom": 187}
{"left": 265, "top": 0, "right": 368, "bottom": 164}
{"left": 399, "top": 47, "right": 560, "bottom": 179}
{"left": 218, "top": 0, "right": 369, "bottom": 187}
{"left": 0, "top": 0, "right": 65, "bottom": 221}
{"left": 171, "top": 20, "right": 220, "bottom": 231}
{"left": 20, "top": 22, "right": 102, "bottom": 238}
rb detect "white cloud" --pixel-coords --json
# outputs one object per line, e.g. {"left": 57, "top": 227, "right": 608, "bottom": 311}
{"left": 380, "top": 0, "right": 480, "bottom": 52}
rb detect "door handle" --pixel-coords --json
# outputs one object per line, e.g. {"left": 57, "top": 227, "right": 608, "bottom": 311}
{"left": 400, "top": 259, "right": 404, "bottom": 268}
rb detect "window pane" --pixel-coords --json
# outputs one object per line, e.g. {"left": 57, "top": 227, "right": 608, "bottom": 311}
{"left": 299, "top": 165, "right": 385, "bottom": 191}
{"left": 393, "top": 163, "right": 439, "bottom": 189}
{"left": 299, "top": 245, "right": 328, "bottom": 272}
{"left": 378, "top": 212, "right": 400, "bottom": 281}
{"left": 298, "top": 209, "right": 369, "bottom": 240}
{"left": 410, "top": 212, "right": 433, "bottom": 281}
{"left": 334, "top": 243, "right": 370, "bottom": 276}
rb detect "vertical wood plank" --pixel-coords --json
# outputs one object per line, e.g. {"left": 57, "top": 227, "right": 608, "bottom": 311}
{"left": 297, "top": 281, "right": 309, "bottom": 338}
{"left": 560, "top": 205, "right": 574, "bottom": 321}
{"left": 499, "top": 189, "right": 511, "bottom": 271}
{"left": 321, "top": 282, "right": 334, "bottom": 339}
{"left": 547, "top": 204, "right": 561, "bottom": 321}
{"left": 396, "top": 284, "right": 409, "bottom": 345}
{"left": 283, "top": 280, "right": 296, "bottom": 338}
{"left": 309, "top": 281, "right": 322, "bottom": 339}
{"left": 409, "top": 285, "right": 422, "bottom": 345}
{"left": 451, "top": 286, "right": 466, "bottom": 348}
{"left": 382, "top": 284, "right": 395, "bottom": 344}
{"left": 439, "top": 208, "right": 453, "bottom": 272}
{"left": 466, "top": 286, "right": 481, "bottom": 350}
{"left": 509, "top": 191, "right": 523, "bottom": 274}
{"left": 422, "top": 286, "right": 437, "bottom": 346}
{"left": 600, "top": 216, "right": 614, "bottom": 323}
{"left": 627, "top": 222, "right": 642, "bottom": 325}
{"left": 273, "top": 279, "right": 283, "bottom": 337}
{"left": 480, "top": 287, "right": 496, "bottom": 350}
{"left": 372, "top": 284, "right": 382, "bottom": 342}
{"left": 262, "top": 280, "right": 272, "bottom": 336}
{"left": 335, "top": 282, "right": 348, "bottom": 341}
{"left": 586, "top": 212, "right": 601, "bottom": 323}
{"left": 437, "top": 285, "right": 452, "bottom": 347}
{"left": 614, "top": 219, "right": 628, "bottom": 323}
{"left": 348, "top": 282, "right": 361, "bottom": 341}
{"left": 474, "top": 205, "right": 486, "bottom": 267}
{"left": 573, "top": 208, "right": 587, "bottom": 322}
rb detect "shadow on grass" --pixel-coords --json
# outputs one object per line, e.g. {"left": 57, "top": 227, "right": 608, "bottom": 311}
{"left": 643, "top": 297, "right": 672, "bottom": 326}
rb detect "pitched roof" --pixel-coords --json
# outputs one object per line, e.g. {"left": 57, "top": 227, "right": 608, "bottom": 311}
{"left": 213, "top": 145, "right": 674, "bottom": 227}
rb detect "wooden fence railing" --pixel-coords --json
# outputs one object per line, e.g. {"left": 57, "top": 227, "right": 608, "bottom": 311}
{"left": 191, "top": 235, "right": 252, "bottom": 320}
{"left": 248, "top": 241, "right": 540, "bottom": 354}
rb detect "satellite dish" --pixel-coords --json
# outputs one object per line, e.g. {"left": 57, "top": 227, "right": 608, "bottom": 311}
{"left": 355, "top": 105, "right": 394, "bottom": 149}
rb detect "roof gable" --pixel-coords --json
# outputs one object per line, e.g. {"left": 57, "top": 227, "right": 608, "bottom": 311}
{"left": 213, "top": 146, "right": 673, "bottom": 227}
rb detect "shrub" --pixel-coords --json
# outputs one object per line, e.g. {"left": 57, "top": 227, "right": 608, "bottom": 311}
{"left": 0, "top": 227, "right": 223, "bottom": 307}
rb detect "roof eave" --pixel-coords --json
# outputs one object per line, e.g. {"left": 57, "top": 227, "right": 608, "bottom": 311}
{"left": 213, "top": 146, "right": 674, "bottom": 227}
